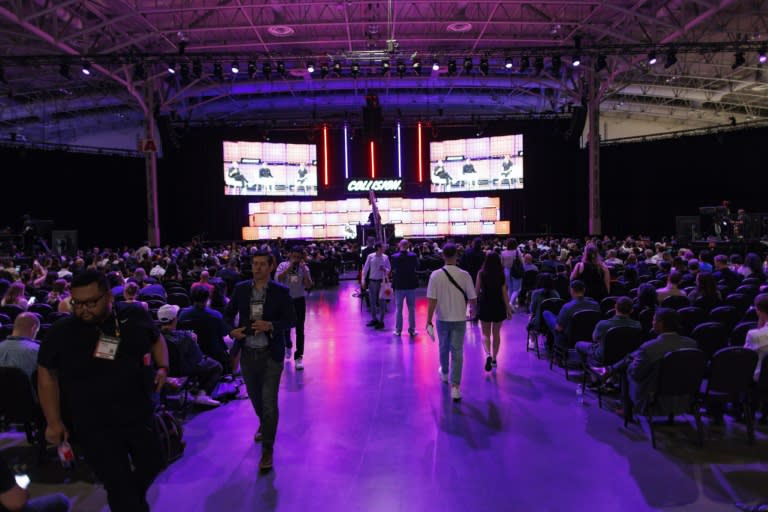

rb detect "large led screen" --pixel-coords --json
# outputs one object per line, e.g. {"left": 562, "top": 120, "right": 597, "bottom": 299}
{"left": 223, "top": 140, "right": 318, "bottom": 196}
{"left": 429, "top": 134, "right": 523, "bottom": 193}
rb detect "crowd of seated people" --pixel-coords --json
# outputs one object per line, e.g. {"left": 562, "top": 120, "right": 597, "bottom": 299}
{"left": 0, "top": 231, "right": 765, "bottom": 477}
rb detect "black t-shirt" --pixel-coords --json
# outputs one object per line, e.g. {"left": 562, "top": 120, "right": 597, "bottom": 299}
{"left": 37, "top": 307, "right": 160, "bottom": 431}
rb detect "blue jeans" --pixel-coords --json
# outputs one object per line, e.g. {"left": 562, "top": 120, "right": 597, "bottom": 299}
{"left": 394, "top": 289, "right": 416, "bottom": 332}
{"left": 367, "top": 280, "right": 384, "bottom": 322}
{"left": 437, "top": 320, "right": 466, "bottom": 386}
{"left": 23, "top": 494, "right": 70, "bottom": 512}
{"left": 240, "top": 347, "right": 284, "bottom": 450}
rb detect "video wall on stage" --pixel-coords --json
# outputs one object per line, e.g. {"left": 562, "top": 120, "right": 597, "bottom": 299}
{"left": 223, "top": 140, "right": 318, "bottom": 196}
{"left": 429, "top": 134, "right": 523, "bottom": 193}
{"left": 242, "top": 197, "right": 509, "bottom": 240}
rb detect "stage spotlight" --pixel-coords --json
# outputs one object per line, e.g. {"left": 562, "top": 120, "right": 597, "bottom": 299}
{"left": 333, "top": 61, "right": 342, "bottom": 75}
{"left": 732, "top": 52, "right": 745, "bottom": 70}
{"left": 520, "top": 56, "right": 529, "bottom": 72}
{"left": 572, "top": 55, "right": 581, "bottom": 67}
{"left": 760, "top": 47, "right": 767, "bottom": 64}
{"left": 594, "top": 55, "right": 607, "bottom": 72}
{"left": 167, "top": 61, "right": 176, "bottom": 74}
{"left": 81, "top": 60, "right": 91, "bottom": 76}
{"left": 648, "top": 51, "right": 657, "bottom": 65}
{"left": 479, "top": 57, "right": 489, "bottom": 75}
{"left": 463, "top": 56, "right": 473, "bottom": 73}
{"left": 307, "top": 62, "right": 315, "bottom": 73}
{"left": 231, "top": 61, "right": 240, "bottom": 74}
{"left": 213, "top": 62, "right": 223, "bottom": 80}
{"left": 59, "top": 62, "right": 71, "bottom": 79}
{"left": 396, "top": 59, "right": 406, "bottom": 77}
{"left": 447, "top": 59, "right": 457, "bottom": 75}
{"left": 432, "top": 59, "right": 440, "bottom": 71}
{"left": 277, "top": 61, "right": 286, "bottom": 75}
{"left": 551, "top": 55, "right": 561, "bottom": 75}
{"left": 320, "top": 63, "right": 329, "bottom": 78}
{"left": 248, "top": 60, "right": 257, "bottom": 78}
{"left": 351, "top": 62, "right": 360, "bottom": 77}
{"left": 505, "top": 57, "right": 513, "bottom": 70}
{"left": 534, "top": 56, "right": 544, "bottom": 74}
{"left": 381, "top": 59, "right": 390, "bottom": 74}
{"left": 262, "top": 61, "right": 272, "bottom": 78}
{"left": 664, "top": 49, "right": 677, "bottom": 69}
{"left": 192, "top": 59, "right": 202, "bottom": 77}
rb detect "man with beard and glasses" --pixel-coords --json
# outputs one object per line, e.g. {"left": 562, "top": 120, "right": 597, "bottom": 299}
{"left": 37, "top": 270, "right": 169, "bottom": 512}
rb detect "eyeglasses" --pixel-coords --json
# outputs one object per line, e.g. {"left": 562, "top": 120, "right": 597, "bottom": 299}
{"left": 70, "top": 292, "right": 106, "bottom": 309}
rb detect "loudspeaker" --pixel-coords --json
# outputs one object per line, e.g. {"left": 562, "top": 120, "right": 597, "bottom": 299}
{"left": 675, "top": 216, "right": 700, "bottom": 242}
{"left": 362, "top": 95, "right": 382, "bottom": 139}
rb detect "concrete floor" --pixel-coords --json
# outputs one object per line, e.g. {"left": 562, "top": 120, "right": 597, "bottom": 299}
{"left": 4, "top": 281, "right": 767, "bottom": 511}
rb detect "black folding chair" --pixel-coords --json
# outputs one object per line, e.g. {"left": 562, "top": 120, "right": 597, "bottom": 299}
{"left": 724, "top": 293, "right": 751, "bottom": 313}
{"left": 167, "top": 293, "right": 191, "bottom": 308}
{"left": 27, "top": 303, "right": 53, "bottom": 318}
{"left": 551, "top": 309, "right": 601, "bottom": 379}
{"left": 600, "top": 296, "right": 618, "bottom": 318}
{"left": 660, "top": 295, "right": 690, "bottom": 310}
{"left": 729, "top": 321, "right": 757, "bottom": 347}
{"left": 703, "top": 347, "right": 758, "bottom": 444}
{"left": 582, "top": 326, "right": 642, "bottom": 408}
{"left": 526, "top": 297, "right": 564, "bottom": 359}
{"left": 690, "top": 322, "right": 729, "bottom": 360}
{"left": 0, "top": 305, "right": 24, "bottom": 322}
{"left": 0, "top": 367, "right": 47, "bottom": 460}
{"left": 709, "top": 305, "right": 741, "bottom": 331}
{"left": 677, "top": 306, "right": 706, "bottom": 337}
{"left": 630, "top": 348, "right": 707, "bottom": 449}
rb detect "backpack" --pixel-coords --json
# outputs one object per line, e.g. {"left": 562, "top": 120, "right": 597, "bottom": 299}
{"left": 153, "top": 408, "right": 185, "bottom": 469}
{"left": 510, "top": 251, "right": 524, "bottom": 279}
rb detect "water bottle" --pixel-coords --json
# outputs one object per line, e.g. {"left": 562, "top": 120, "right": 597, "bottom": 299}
{"left": 58, "top": 441, "right": 74, "bottom": 469}
{"left": 576, "top": 384, "right": 584, "bottom": 405}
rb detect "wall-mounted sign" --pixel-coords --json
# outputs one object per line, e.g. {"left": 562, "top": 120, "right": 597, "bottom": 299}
{"left": 346, "top": 179, "right": 403, "bottom": 192}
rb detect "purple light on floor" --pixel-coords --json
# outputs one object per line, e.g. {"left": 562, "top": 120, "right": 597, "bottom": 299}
{"left": 344, "top": 123, "right": 349, "bottom": 179}
{"left": 397, "top": 120, "right": 402, "bottom": 178}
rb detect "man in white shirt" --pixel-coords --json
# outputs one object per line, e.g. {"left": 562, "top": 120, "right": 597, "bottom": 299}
{"left": 361, "top": 243, "right": 391, "bottom": 330}
{"left": 744, "top": 293, "right": 768, "bottom": 382}
{"left": 275, "top": 246, "right": 313, "bottom": 369}
{"left": 426, "top": 243, "right": 477, "bottom": 401}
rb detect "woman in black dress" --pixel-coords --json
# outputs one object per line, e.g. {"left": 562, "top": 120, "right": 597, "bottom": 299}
{"left": 475, "top": 251, "right": 513, "bottom": 371}
{"left": 570, "top": 243, "right": 610, "bottom": 301}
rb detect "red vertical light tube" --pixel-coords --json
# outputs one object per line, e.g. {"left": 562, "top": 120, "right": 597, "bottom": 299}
{"left": 370, "top": 140, "right": 376, "bottom": 178}
{"left": 417, "top": 121, "right": 423, "bottom": 183}
{"left": 323, "top": 124, "right": 329, "bottom": 186}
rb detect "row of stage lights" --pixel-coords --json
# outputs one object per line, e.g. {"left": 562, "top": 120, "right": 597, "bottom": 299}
{"left": 2, "top": 45, "right": 764, "bottom": 84}
{"left": 68, "top": 50, "right": 766, "bottom": 82}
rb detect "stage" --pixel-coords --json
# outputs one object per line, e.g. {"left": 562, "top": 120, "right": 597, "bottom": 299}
{"left": 3, "top": 281, "right": 767, "bottom": 511}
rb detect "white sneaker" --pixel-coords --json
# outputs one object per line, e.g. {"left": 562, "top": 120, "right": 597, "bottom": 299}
{"left": 285, "top": 347, "right": 292, "bottom": 359}
{"left": 193, "top": 391, "right": 221, "bottom": 407}
{"left": 295, "top": 358, "right": 304, "bottom": 371}
{"left": 451, "top": 386, "right": 462, "bottom": 401}
{"left": 438, "top": 367, "right": 448, "bottom": 383}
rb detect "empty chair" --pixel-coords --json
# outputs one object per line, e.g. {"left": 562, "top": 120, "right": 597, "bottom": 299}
{"left": 46, "top": 311, "right": 70, "bottom": 324}
{"left": 678, "top": 306, "right": 706, "bottom": 336}
{"left": 583, "top": 326, "right": 643, "bottom": 409}
{"left": 730, "top": 321, "right": 758, "bottom": 347}
{"left": 741, "top": 307, "right": 758, "bottom": 323}
{"left": 724, "top": 293, "right": 751, "bottom": 313}
{"left": 735, "top": 284, "right": 759, "bottom": 299}
{"left": 27, "top": 303, "right": 53, "bottom": 318}
{"left": 526, "top": 297, "right": 565, "bottom": 359}
{"left": 0, "top": 305, "right": 24, "bottom": 322}
{"left": 633, "top": 348, "right": 707, "bottom": 449}
{"left": 609, "top": 282, "right": 628, "bottom": 298}
{"left": 709, "top": 305, "right": 741, "bottom": 330}
{"left": 690, "top": 322, "right": 729, "bottom": 360}
{"left": 703, "top": 347, "right": 758, "bottom": 444}
{"left": 600, "top": 296, "right": 618, "bottom": 318}
{"left": 167, "top": 293, "right": 191, "bottom": 308}
{"left": 146, "top": 299, "right": 167, "bottom": 310}
{"left": 660, "top": 295, "right": 690, "bottom": 310}
{"left": 0, "top": 367, "right": 46, "bottom": 458}
{"left": 741, "top": 277, "right": 764, "bottom": 287}
{"left": 693, "top": 295, "right": 722, "bottom": 314}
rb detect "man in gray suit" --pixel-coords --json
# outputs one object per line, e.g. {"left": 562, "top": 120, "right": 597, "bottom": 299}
{"left": 594, "top": 308, "right": 697, "bottom": 413}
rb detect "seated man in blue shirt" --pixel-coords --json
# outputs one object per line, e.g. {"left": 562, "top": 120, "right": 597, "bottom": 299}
{"left": 543, "top": 280, "right": 599, "bottom": 349}
{"left": 0, "top": 313, "right": 40, "bottom": 380}
{"left": 178, "top": 286, "right": 230, "bottom": 367}
{"left": 575, "top": 296, "right": 641, "bottom": 366}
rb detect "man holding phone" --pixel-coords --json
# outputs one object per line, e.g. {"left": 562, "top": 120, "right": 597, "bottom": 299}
{"left": 225, "top": 252, "right": 296, "bottom": 472}
{"left": 275, "top": 246, "right": 313, "bottom": 369}
{"left": 0, "top": 452, "right": 70, "bottom": 511}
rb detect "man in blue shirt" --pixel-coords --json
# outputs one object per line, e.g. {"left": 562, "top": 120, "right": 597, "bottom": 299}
{"left": 0, "top": 312, "right": 40, "bottom": 379}
{"left": 178, "top": 286, "right": 229, "bottom": 366}
{"left": 575, "top": 297, "right": 641, "bottom": 366}
{"left": 543, "top": 280, "right": 599, "bottom": 349}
